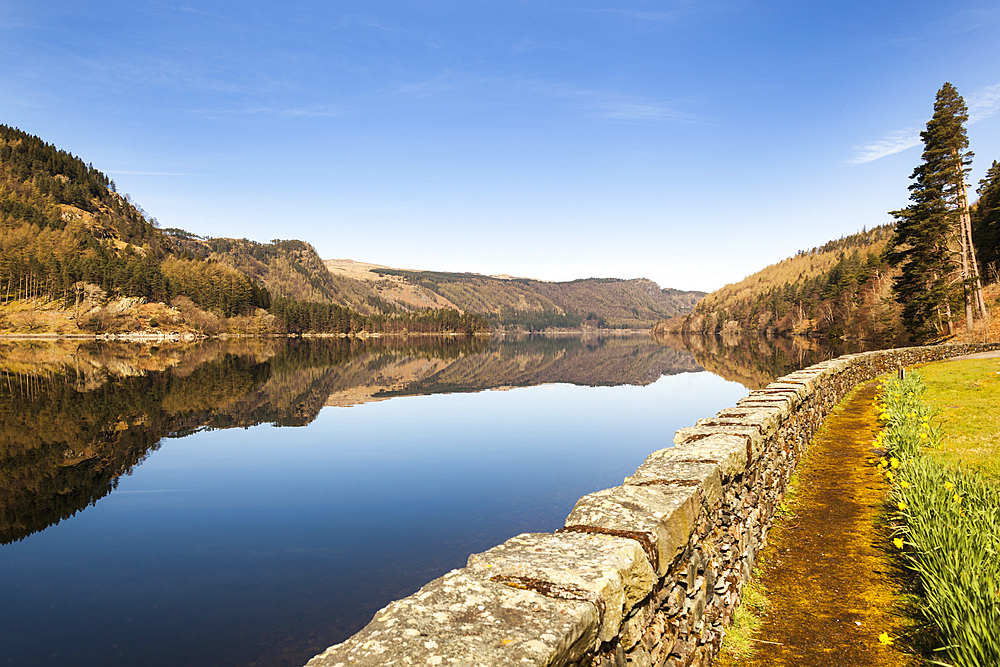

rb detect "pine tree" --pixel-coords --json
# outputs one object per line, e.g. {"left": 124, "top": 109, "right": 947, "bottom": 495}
{"left": 974, "top": 160, "right": 1000, "bottom": 281}
{"left": 887, "top": 82, "right": 988, "bottom": 341}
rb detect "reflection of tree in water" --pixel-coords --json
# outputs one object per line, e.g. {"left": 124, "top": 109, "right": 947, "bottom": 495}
{"left": 0, "top": 333, "right": 718, "bottom": 544}
{"left": 0, "top": 349, "right": 268, "bottom": 544}
{"left": 652, "top": 331, "right": 892, "bottom": 390}
{"left": 0, "top": 335, "right": 493, "bottom": 544}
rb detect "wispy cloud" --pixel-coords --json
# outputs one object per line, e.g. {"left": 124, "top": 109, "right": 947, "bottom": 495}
{"left": 850, "top": 81, "right": 1000, "bottom": 164}
{"left": 392, "top": 74, "right": 454, "bottom": 98}
{"left": 968, "top": 83, "right": 1000, "bottom": 123}
{"left": 615, "top": 9, "right": 677, "bottom": 22}
{"left": 167, "top": 5, "right": 229, "bottom": 21}
{"left": 533, "top": 81, "right": 709, "bottom": 124}
{"left": 277, "top": 105, "right": 344, "bottom": 117}
{"left": 582, "top": 7, "right": 680, "bottom": 24}
{"left": 594, "top": 101, "right": 706, "bottom": 123}
{"left": 849, "top": 129, "right": 921, "bottom": 165}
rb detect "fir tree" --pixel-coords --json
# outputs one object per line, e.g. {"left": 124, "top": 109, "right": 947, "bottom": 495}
{"left": 974, "top": 159, "right": 1000, "bottom": 281}
{"left": 887, "top": 82, "right": 987, "bottom": 341}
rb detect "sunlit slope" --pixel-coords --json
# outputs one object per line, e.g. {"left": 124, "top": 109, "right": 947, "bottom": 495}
{"left": 330, "top": 263, "right": 706, "bottom": 330}
{"left": 655, "top": 225, "right": 901, "bottom": 341}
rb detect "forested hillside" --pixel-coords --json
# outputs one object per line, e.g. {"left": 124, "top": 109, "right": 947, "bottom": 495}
{"left": 0, "top": 125, "right": 271, "bottom": 321}
{"left": 167, "top": 234, "right": 399, "bottom": 314}
{"left": 361, "top": 268, "right": 704, "bottom": 330}
{"left": 0, "top": 125, "right": 487, "bottom": 336}
{"left": 655, "top": 226, "right": 905, "bottom": 342}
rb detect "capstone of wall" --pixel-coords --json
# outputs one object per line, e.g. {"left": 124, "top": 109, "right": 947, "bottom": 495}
{"left": 305, "top": 343, "right": 1000, "bottom": 667}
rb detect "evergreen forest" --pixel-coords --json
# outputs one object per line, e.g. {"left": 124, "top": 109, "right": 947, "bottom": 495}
{"left": 0, "top": 125, "right": 488, "bottom": 336}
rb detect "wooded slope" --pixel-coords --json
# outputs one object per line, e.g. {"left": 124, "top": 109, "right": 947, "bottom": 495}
{"left": 354, "top": 267, "right": 705, "bottom": 330}
{"left": 655, "top": 225, "right": 904, "bottom": 342}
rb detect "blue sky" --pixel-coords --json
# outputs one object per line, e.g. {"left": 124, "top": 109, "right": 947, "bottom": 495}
{"left": 2, "top": 1, "right": 999, "bottom": 291}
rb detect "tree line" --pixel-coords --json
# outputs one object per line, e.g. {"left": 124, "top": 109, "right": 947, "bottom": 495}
{"left": 269, "top": 297, "right": 490, "bottom": 335}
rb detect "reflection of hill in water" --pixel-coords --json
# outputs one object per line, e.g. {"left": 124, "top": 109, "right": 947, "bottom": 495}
{"left": 0, "top": 335, "right": 701, "bottom": 544}
{"left": 0, "top": 339, "right": 282, "bottom": 545}
{"left": 342, "top": 336, "right": 703, "bottom": 403}
{"left": 652, "top": 331, "right": 891, "bottom": 389}
{"left": 3, "top": 331, "right": 889, "bottom": 544}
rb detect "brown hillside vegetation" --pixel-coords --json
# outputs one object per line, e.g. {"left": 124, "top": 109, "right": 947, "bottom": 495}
{"left": 352, "top": 265, "right": 705, "bottom": 330}
{"left": 656, "top": 226, "right": 904, "bottom": 342}
{"left": 324, "top": 258, "right": 461, "bottom": 311}
{"left": 167, "top": 235, "right": 395, "bottom": 314}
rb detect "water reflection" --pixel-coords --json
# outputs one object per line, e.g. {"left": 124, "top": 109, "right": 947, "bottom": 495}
{"left": 0, "top": 335, "right": 702, "bottom": 546}
{"left": 0, "top": 333, "right": 872, "bottom": 667}
{"left": 653, "top": 331, "right": 888, "bottom": 389}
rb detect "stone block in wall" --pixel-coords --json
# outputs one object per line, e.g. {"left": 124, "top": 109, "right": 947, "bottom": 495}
{"left": 757, "top": 381, "right": 808, "bottom": 401}
{"left": 657, "top": 434, "right": 748, "bottom": 481}
{"left": 564, "top": 485, "right": 699, "bottom": 576}
{"left": 781, "top": 373, "right": 827, "bottom": 394}
{"left": 715, "top": 404, "right": 789, "bottom": 430}
{"left": 737, "top": 389, "right": 802, "bottom": 411}
{"left": 625, "top": 645, "right": 652, "bottom": 667}
{"left": 673, "top": 424, "right": 763, "bottom": 463}
{"left": 466, "top": 532, "right": 655, "bottom": 645}
{"left": 624, "top": 456, "right": 722, "bottom": 510}
{"left": 696, "top": 405, "right": 785, "bottom": 440}
{"left": 305, "top": 568, "right": 598, "bottom": 667}
{"left": 780, "top": 355, "right": 857, "bottom": 389}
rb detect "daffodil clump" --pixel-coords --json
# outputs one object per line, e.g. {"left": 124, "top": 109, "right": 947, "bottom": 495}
{"left": 874, "top": 372, "right": 1000, "bottom": 667}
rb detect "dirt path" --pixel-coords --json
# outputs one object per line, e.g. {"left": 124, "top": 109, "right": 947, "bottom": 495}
{"left": 716, "top": 381, "right": 917, "bottom": 667}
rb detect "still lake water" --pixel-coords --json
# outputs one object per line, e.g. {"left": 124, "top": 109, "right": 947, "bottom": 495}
{"left": 0, "top": 334, "right": 869, "bottom": 666}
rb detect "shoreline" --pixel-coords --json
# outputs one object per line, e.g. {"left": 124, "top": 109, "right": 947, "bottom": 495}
{"left": 0, "top": 328, "right": 660, "bottom": 342}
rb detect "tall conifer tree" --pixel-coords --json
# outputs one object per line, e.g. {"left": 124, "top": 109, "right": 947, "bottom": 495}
{"left": 887, "top": 82, "right": 987, "bottom": 341}
{"left": 974, "top": 159, "right": 1000, "bottom": 280}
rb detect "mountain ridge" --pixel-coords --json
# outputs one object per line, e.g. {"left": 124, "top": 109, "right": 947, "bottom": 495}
{"left": 1, "top": 123, "right": 702, "bottom": 334}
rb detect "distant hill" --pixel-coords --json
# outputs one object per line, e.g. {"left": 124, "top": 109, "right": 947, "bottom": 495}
{"left": 325, "top": 260, "right": 705, "bottom": 330}
{"left": 654, "top": 225, "right": 905, "bottom": 342}
{"left": 1, "top": 123, "right": 699, "bottom": 335}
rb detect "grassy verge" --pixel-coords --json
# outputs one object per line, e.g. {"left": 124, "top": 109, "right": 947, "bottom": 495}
{"left": 718, "top": 573, "right": 768, "bottom": 660}
{"left": 919, "top": 357, "right": 1000, "bottom": 476}
{"left": 875, "top": 371, "right": 1000, "bottom": 666}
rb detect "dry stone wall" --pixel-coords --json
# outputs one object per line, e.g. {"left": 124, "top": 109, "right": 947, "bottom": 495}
{"left": 305, "top": 343, "right": 999, "bottom": 667}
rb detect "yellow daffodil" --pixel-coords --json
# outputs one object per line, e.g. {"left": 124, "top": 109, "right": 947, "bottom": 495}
{"left": 920, "top": 433, "right": 929, "bottom": 439}
{"left": 879, "top": 632, "right": 893, "bottom": 645}
{"left": 890, "top": 457, "right": 900, "bottom": 468}
{"left": 954, "top": 494, "right": 962, "bottom": 504}
{"left": 886, "top": 471, "right": 894, "bottom": 481}
{"left": 900, "top": 481, "right": 909, "bottom": 489}
{"left": 893, "top": 538, "right": 904, "bottom": 549}
{"left": 945, "top": 481, "right": 954, "bottom": 491}
{"left": 898, "top": 501, "right": 906, "bottom": 510}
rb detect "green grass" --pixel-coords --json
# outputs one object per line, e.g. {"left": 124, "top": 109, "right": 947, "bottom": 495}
{"left": 919, "top": 358, "right": 1000, "bottom": 477}
{"left": 876, "top": 372, "right": 1000, "bottom": 667}
{"left": 718, "top": 572, "right": 769, "bottom": 661}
